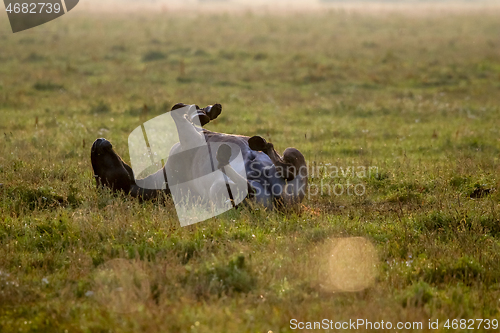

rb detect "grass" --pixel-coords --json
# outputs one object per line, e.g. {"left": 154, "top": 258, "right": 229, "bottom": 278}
{"left": 1, "top": 5, "right": 500, "bottom": 332}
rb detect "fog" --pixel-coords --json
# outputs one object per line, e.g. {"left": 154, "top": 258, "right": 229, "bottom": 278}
{"left": 76, "top": 0, "right": 499, "bottom": 14}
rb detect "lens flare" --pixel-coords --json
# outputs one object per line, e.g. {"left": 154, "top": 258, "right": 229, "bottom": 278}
{"left": 93, "top": 259, "right": 150, "bottom": 314}
{"left": 321, "top": 237, "right": 378, "bottom": 292}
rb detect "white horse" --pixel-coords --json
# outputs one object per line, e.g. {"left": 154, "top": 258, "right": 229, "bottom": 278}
{"left": 91, "top": 103, "right": 307, "bottom": 211}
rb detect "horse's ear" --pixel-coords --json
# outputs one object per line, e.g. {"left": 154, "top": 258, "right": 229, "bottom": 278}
{"left": 248, "top": 136, "right": 267, "bottom": 151}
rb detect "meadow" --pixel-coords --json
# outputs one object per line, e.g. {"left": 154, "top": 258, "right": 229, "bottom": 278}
{"left": 1, "top": 4, "right": 500, "bottom": 332}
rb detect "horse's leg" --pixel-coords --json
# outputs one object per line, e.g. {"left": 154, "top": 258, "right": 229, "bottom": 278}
{"left": 248, "top": 135, "right": 297, "bottom": 181}
{"left": 215, "top": 143, "right": 256, "bottom": 206}
{"left": 171, "top": 103, "right": 222, "bottom": 128}
{"left": 198, "top": 103, "right": 222, "bottom": 126}
{"left": 170, "top": 104, "right": 206, "bottom": 150}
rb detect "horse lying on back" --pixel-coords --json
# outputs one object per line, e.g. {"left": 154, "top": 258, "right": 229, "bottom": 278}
{"left": 91, "top": 103, "right": 307, "bottom": 212}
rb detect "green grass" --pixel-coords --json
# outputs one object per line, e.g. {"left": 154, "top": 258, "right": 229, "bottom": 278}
{"left": 1, "top": 6, "right": 500, "bottom": 332}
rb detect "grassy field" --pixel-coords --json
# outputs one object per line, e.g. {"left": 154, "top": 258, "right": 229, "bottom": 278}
{"left": 1, "top": 4, "right": 500, "bottom": 332}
